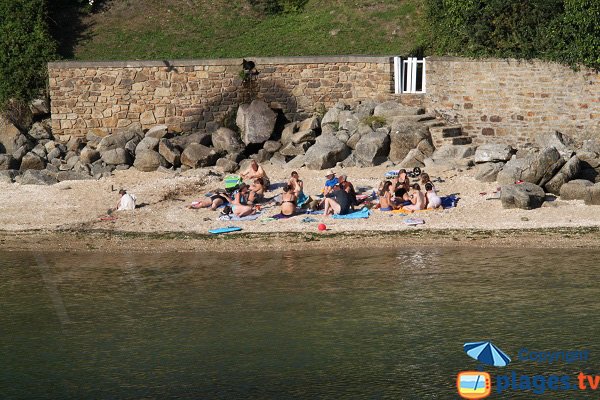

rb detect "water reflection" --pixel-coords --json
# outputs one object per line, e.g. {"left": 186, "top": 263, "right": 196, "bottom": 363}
{"left": 0, "top": 247, "right": 599, "bottom": 399}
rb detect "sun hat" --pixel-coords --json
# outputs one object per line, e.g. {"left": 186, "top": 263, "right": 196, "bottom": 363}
{"left": 325, "top": 169, "right": 335, "bottom": 177}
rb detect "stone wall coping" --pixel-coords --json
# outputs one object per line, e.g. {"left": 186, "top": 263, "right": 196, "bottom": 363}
{"left": 48, "top": 55, "right": 394, "bottom": 69}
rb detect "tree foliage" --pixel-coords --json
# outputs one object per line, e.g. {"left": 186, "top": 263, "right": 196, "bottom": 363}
{"left": 424, "top": 0, "right": 600, "bottom": 70}
{"left": 0, "top": 0, "right": 57, "bottom": 112}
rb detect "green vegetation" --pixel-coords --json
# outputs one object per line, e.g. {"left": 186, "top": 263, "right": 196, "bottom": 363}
{"left": 0, "top": 0, "right": 56, "bottom": 123}
{"left": 424, "top": 0, "right": 600, "bottom": 70}
{"left": 71, "top": 0, "right": 424, "bottom": 60}
{"left": 361, "top": 115, "right": 387, "bottom": 128}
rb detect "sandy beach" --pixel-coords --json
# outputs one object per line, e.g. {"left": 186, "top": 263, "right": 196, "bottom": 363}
{"left": 2, "top": 162, "right": 600, "bottom": 252}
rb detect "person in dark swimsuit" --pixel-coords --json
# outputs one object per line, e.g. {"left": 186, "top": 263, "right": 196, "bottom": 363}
{"left": 280, "top": 184, "right": 297, "bottom": 216}
{"left": 189, "top": 191, "right": 228, "bottom": 210}
{"left": 324, "top": 184, "right": 351, "bottom": 216}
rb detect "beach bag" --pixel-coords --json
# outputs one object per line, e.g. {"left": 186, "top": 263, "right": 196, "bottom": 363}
{"left": 224, "top": 175, "right": 242, "bottom": 193}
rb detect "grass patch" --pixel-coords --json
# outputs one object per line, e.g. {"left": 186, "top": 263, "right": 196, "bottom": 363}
{"left": 72, "top": 0, "right": 425, "bottom": 60}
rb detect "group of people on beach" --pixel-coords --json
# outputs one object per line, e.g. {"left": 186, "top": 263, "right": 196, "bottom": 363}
{"left": 187, "top": 160, "right": 443, "bottom": 218}
{"left": 377, "top": 169, "right": 442, "bottom": 212}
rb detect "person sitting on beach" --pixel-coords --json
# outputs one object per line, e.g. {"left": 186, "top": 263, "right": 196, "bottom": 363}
{"left": 220, "top": 184, "right": 255, "bottom": 217}
{"left": 323, "top": 184, "right": 351, "bottom": 216}
{"left": 280, "top": 184, "right": 297, "bottom": 216}
{"left": 393, "top": 169, "right": 410, "bottom": 201}
{"left": 378, "top": 181, "right": 394, "bottom": 211}
{"left": 338, "top": 174, "right": 357, "bottom": 207}
{"left": 114, "top": 189, "right": 136, "bottom": 211}
{"left": 403, "top": 183, "right": 426, "bottom": 211}
{"left": 241, "top": 160, "right": 270, "bottom": 187}
{"left": 323, "top": 170, "right": 338, "bottom": 196}
{"left": 420, "top": 173, "right": 436, "bottom": 192}
{"left": 288, "top": 171, "right": 304, "bottom": 197}
{"left": 189, "top": 190, "right": 228, "bottom": 210}
{"left": 425, "top": 182, "right": 442, "bottom": 209}
{"left": 248, "top": 178, "right": 266, "bottom": 205}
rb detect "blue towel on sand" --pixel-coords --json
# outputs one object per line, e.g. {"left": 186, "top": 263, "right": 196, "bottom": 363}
{"left": 441, "top": 195, "right": 460, "bottom": 209}
{"left": 332, "top": 207, "right": 370, "bottom": 219}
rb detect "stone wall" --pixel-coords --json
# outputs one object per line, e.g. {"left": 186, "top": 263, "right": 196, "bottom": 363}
{"left": 48, "top": 56, "right": 395, "bottom": 138}
{"left": 48, "top": 56, "right": 600, "bottom": 145}
{"left": 424, "top": 57, "right": 600, "bottom": 145}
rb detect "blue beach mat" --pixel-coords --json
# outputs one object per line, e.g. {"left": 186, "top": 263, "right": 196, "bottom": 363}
{"left": 332, "top": 207, "right": 371, "bottom": 219}
{"left": 441, "top": 194, "right": 460, "bottom": 209}
{"left": 208, "top": 226, "right": 242, "bottom": 234}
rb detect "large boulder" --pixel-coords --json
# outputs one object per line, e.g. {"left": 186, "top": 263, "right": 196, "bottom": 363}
{"left": 321, "top": 102, "right": 346, "bottom": 125}
{"left": 373, "top": 101, "right": 424, "bottom": 119}
{"left": 536, "top": 131, "right": 574, "bottom": 158}
{"left": 28, "top": 122, "right": 52, "bottom": 140}
{"left": 560, "top": 179, "right": 593, "bottom": 200}
{"left": 97, "top": 130, "right": 139, "bottom": 152}
{"left": 263, "top": 140, "right": 282, "bottom": 153}
{"left": 19, "top": 152, "right": 45, "bottom": 171}
{"left": 388, "top": 120, "right": 431, "bottom": 162}
{"left": 291, "top": 130, "right": 316, "bottom": 145}
{"left": 585, "top": 183, "right": 600, "bottom": 205}
{"left": 80, "top": 147, "right": 101, "bottom": 164}
{"left": 501, "top": 182, "right": 546, "bottom": 210}
{"left": 399, "top": 148, "right": 427, "bottom": 168}
{"left": 212, "top": 127, "right": 244, "bottom": 153}
{"left": 30, "top": 98, "right": 50, "bottom": 116}
{"left": 181, "top": 143, "right": 219, "bottom": 168}
{"left": 474, "top": 144, "right": 514, "bottom": 163}
{"left": 101, "top": 148, "right": 131, "bottom": 165}
{"left": 135, "top": 136, "right": 160, "bottom": 154}
{"left": 544, "top": 155, "right": 581, "bottom": 195}
{"left": 298, "top": 116, "right": 320, "bottom": 132}
{"left": 0, "top": 117, "right": 23, "bottom": 154}
{"left": 303, "top": 134, "right": 351, "bottom": 170}
{"left": 431, "top": 145, "right": 476, "bottom": 160}
{"left": 0, "top": 170, "right": 18, "bottom": 183}
{"left": 158, "top": 139, "right": 181, "bottom": 166}
{"left": 338, "top": 111, "right": 360, "bottom": 134}
{"left": 354, "top": 131, "right": 390, "bottom": 165}
{"left": 279, "top": 142, "right": 308, "bottom": 157}
{"left": 475, "top": 162, "right": 505, "bottom": 182}
{"left": 57, "top": 171, "right": 92, "bottom": 182}
{"left": 0, "top": 154, "right": 17, "bottom": 170}
{"left": 497, "top": 147, "right": 565, "bottom": 186}
{"left": 145, "top": 125, "right": 169, "bottom": 139}
{"left": 280, "top": 122, "right": 298, "bottom": 146}
{"left": 215, "top": 158, "right": 239, "bottom": 173}
{"left": 236, "top": 100, "right": 277, "bottom": 145}
{"left": 134, "top": 150, "right": 167, "bottom": 172}
{"left": 170, "top": 131, "right": 211, "bottom": 148}
{"left": 20, "top": 169, "right": 57, "bottom": 185}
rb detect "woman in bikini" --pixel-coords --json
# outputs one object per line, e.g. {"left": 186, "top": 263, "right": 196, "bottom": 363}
{"left": 403, "top": 183, "right": 426, "bottom": 212}
{"left": 189, "top": 190, "right": 228, "bottom": 210}
{"left": 280, "top": 184, "right": 297, "bottom": 216}
{"left": 379, "top": 180, "right": 394, "bottom": 211}
{"left": 220, "top": 184, "right": 255, "bottom": 217}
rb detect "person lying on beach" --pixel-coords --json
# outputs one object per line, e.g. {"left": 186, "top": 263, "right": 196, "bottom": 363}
{"left": 403, "top": 183, "right": 426, "bottom": 211}
{"left": 323, "top": 184, "right": 351, "bottom": 216}
{"left": 378, "top": 181, "right": 395, "bottom": 211}
{"left": 189, "top": 190, "right": 228, "bottom": 210}
{"left": 248, "top": 178, "right": 266, "bottom": 205}
{"left": 425, "top": 182, "right": 442, "bottom": 209}
{"left": 323, "top": 169, "right": 338, "bottom": 196}
{"left": 338, "top": 174, "right": 357, "bottom": 208}
{"left": 110, "top": 189, "right": 136, "bottom": 212}
{"left": 241, "top": 160, "right": 270, "bottom": 187}
{"left": 220, "top": 184, "right": 255, "bottom": 217}
{"left": 280, "top": 184, "right": 297, "bottom": 216}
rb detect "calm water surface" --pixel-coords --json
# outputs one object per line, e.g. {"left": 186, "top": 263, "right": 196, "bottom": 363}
{"left": 1, "top": 247, "right": 599, "bottom": 399}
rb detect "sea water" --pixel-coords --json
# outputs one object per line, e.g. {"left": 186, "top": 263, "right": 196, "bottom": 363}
{"left": 1, "top": 247, "right": 599, "bottom": 399}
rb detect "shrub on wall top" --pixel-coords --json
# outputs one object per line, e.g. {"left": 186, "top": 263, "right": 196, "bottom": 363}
{"left": 0, "top": 0, "right": 57, "bottom": 115}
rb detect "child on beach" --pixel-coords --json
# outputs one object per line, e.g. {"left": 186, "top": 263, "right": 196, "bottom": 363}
{"left": 403, "top": 183, "right": 425, "bottom": 212}
{"left": 425, "top": 182, "right": 442, "bottom": 209}
{"left": 248, "top": 178, "right": 266, "bottom": 205}
{"left": 378, "top": 181, "right": 394, "bottom": 211}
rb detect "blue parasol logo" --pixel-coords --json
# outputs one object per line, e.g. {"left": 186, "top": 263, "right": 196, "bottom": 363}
{"left": 464, "top": 341, "right": 511, "bottom": 367}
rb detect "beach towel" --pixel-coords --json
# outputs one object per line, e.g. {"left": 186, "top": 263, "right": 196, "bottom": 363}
{"left": 404, "top": 218, "right": 425, "bottom": 226}
{"left": 218, "top": 213, "right": 262, "bottom": 221}
{"left": 441, "top": 195, "right": 460, "bottom": 209}
{"left": 297, "top": 192, "right": 309, "bottom": 208}
{"left": 384, "top": 170, "right": 399, "bottom": 179}
{"left": 332, "top": 207, "right": 370, "bottom": 219}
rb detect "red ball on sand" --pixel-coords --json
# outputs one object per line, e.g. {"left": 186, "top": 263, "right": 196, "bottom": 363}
{"left": 318, "top": 223, "right": 327, "bottom": 231}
